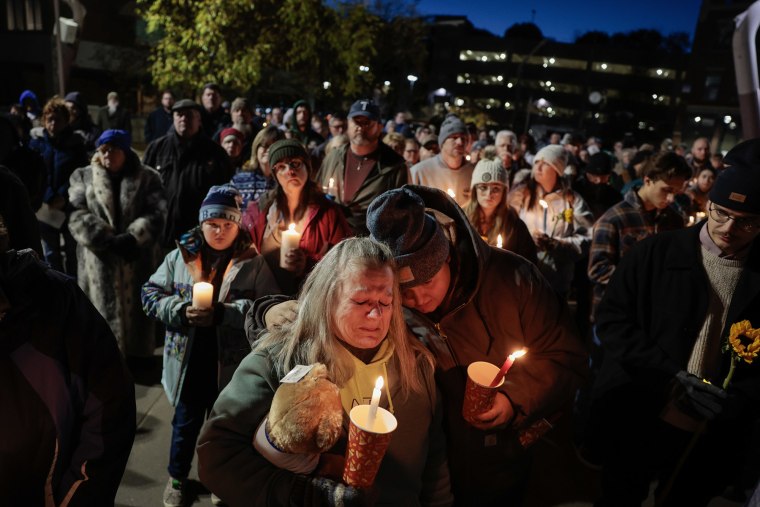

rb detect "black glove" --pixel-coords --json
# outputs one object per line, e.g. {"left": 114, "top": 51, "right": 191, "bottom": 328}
{"left": 109, "top": 233, "right": 140, "bottom": 261}
{"left": 674, "top": 370, "right": 727, "bottom": 421}
{"left": 307, "top": 476, "right": 367, "bottom": 507}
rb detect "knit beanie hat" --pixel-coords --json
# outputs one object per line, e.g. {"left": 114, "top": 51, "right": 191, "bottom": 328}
{"left": 367, "top": 187, "right": 450, "bottom": 289}
{"left": 96, "top": 129, "right": 131, "bottom": 153}
{"left": 584, "top": 152, "right": 613, "bottom": 175}
{"left": 268, "top": 139, "right": 308, "bottom": 168}
{"left": 438, "top": 114, "right": 467, "bottom": 145}
{"left": 533, "top": 145, "right": 568, "bottom": 177}
{"left": 471, "top": 158, "right": 507, "bottom": 188}
{"left": 198, "top": 184, "right": 242, "bottom": 224}
{"left": 709, "top": 139, "right": 760, "bottom": 213}
{"left": 219, "top": 127, "right": 244, "bottom": 144}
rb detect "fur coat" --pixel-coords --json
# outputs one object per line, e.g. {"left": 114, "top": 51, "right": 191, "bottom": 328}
{"left": 68, "top": 154, "right": 166, "bottom": 357}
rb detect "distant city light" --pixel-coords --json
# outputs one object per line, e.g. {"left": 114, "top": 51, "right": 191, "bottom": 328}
{"left": 384, "top": 80, "right": 390, "bottom": 86}
{"left": 600, "top": 63, "right": 608, "bottom": 70}
{"left": 407, "top": 74, "right": 418, "bottom": 83}
{"left": 323, "top": 81, "right": 331, "bottom": 89}
{"left": 656, "top": 69, "right": 663, "bottom": 75}
{"left": 549, "top": 57, "right": 556, "bottom": 64}
{"left": 724, "top": 115, "right": 732, "bottom": 124}
{"left": 507, "top": 82, "right": 513, "bottom": 88}
{"left": 359, "top": 65, "right": 369, "bottom": 72}
{"left": 455, "top": 98, "right": 464, "bottom": 106}
{"left": 694, "top": 116, "right": 702, "bottom": 123}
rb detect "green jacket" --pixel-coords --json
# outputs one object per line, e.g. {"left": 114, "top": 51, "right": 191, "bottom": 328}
{"left": 197, "top": 349, "right": 452, "bottom": 507}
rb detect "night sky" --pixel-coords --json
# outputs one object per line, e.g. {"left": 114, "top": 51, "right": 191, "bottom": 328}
{"left": 415, "top": 0, "right": 704, "bottom": 43}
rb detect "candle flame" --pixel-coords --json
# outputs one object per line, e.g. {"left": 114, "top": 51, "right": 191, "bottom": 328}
{"left": 375, "top": 376, "right": 384, "bottom": 390}
{"left": 496, "top": 234, "right": 503, "bottom": 248}
{"left": 509, "top": 349, "right": 527, "bottom": 360}
{"left": 539, "top": 199, "right": 548, "bottom": 209}
{"left": 288, "top": 223, "right": 296, "bottom": 232}
{"left": 447, "top": 188, "right": 456, "bottom": 198}
{"left": 329, "top": 177, "right": 335, "bottom": 187}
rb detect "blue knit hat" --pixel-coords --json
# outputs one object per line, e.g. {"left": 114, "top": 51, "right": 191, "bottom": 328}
{"left": 96, "top": 129, "right": 131, "bottom": 153}
{"left": 367, "top": 187, "right": 450, "bottom": 289}
{"left": 199, "top": 185, "right": 242, "bottom": 224}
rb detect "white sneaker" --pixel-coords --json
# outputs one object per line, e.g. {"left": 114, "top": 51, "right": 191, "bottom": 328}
{"left": 163, "top": 478, "right": 185, "bottom": 507}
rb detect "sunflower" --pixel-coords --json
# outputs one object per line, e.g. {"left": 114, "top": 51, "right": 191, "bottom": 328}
{"left": 562, "top": 208, "right": 573, "bottom": 223}
{"left": 728, "top": 320, "right": 760, "bottom": 365}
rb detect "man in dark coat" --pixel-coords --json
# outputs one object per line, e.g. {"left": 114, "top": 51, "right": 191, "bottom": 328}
{"left": 96, "top": 91, "right": 131, "bottom": 133}
{"left": 590, "top": 139, "right": 760, "bottom": 506}
{"left": 144, "top": 89, "right": 175, "bottom": 144}
{"left": 143, "top": 99, "right": 233, "bottom": 249}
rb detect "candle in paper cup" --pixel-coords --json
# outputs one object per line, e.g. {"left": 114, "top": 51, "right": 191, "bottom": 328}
{"left": 490, "top": 349, "right": 527, "bottom": 387}
{"left": 325, "top": 177, "right": 337, "bottom": 197}
{"left": 447, "top": 188, "right": 456, "bottom": 199}
{"left": 192, "top": 282, "right": 214, "bottom": 309}
{"left": 462, "top": 361, "right": 503, "bottom": 425}
{"left": 496, "top": 234, "right": 503, "bottom": 249}
{"left": 280, "top": 223, "right": 302, "bottom": 268}
{"left": 367, "top": 376, "right": 383, "bottom": 428}
{"left": 343, "top": 404, "right": 397, "bottom": 488}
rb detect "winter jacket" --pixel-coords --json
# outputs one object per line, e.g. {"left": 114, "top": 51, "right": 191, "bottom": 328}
{"left": 143, "top": 131, "right": 233, "bottom": 248}
{"left": 68, "top": 154, "right": 166, "bottom": 357}
{"left": 242, "top": 195, "right": 353, "bottom": 280}
{"left": 197, "top": 347, "right": 452, "bottom": 507}
{"left": 594, "top": 224, "right": 760, "bottom": 407}
{"left": 0, "top": 166, "right": 42, "bottom": 255}
{"left": 316, "top": 143, "right": 407, "bottom": 235}
{"left": 0, "top": 249, "right": 135, "bottom": 506}
{"left": 141, "top": 231, "right": 280, "bottom": 406}
{"left": 404, "top": 185, "right": 587, "bottom": 503}
{"left": 29, "top": 127, "right": 89, "bottom": 206}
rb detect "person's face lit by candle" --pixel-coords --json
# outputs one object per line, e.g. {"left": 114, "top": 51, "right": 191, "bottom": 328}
{"left": 401, "top": 260, "right": 451, "bottom": 314}
{"left": 333, "top": 265, "right": 394, "bottom": 349}
{"left": 475, "top": 183, "right": 505, "bottom": 214}
{"left": 201, "top": 218, "right": 239, "bottom": 251}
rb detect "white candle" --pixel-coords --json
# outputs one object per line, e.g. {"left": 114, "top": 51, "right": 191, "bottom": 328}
{"left": 688, "top": 216, "right": 695, "bottom": 226}
{"left": 280, "top": 223, "right": 302, "bottom": 268}
{"left": 327, "top": 177, "right": 337, "bottom": 197}
{"left": 496, "top": 234, "right": 503, "bottom": 248}
{"left": 539, "top": 199, "right": 549, "bottom": 232}
{"left": 447, "top": 188, "right": 456, "bottom": 199}
{"left": 367, "top": 376, "right": 384, "bottom": 430}
{"left": 192, "top": 282, "right": 214, "bottom": 309}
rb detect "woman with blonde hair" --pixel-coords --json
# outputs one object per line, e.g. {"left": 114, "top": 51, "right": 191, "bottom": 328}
{"left": 464, "top": 154, "right": 537, "bottom": 264}
{"left": 197, "top": 237, "right": 452, "bottom": 506}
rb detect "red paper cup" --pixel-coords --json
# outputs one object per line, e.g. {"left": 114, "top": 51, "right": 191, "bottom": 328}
{"left": 462, "top": 361, "right": 504, "bottom": 425}
{"left": 342, "top": 404, "right": 397, "bottom": 488}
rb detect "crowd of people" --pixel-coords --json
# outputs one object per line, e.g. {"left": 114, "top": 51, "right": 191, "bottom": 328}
{"left": 1, "top": 84, "right": 759, "bottom": 507}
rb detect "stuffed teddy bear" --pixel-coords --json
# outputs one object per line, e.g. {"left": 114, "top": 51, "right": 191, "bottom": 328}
{"left": 266, "top": 363, "right": 343, "bottom": 454}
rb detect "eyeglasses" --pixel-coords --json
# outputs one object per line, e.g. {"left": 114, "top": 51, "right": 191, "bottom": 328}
{"left": 475, "top": 184, "right": 504, "bottom": 195}
{"left": 273, "top": 159, "right": 305, "bottom": 173}
{"left": 708, "top": 205, "right": 760, "bottom": 232}
{"left": 98, "top": 145, "right": 119, "bottom": 154}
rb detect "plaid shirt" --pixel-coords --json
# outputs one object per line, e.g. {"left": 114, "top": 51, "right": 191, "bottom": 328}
{"left": 588, "top": 188, "right": 684, "bottom": 316}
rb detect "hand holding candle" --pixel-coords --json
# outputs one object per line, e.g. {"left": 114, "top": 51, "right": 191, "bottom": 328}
{"left": 192, "top": 282, "right": 213, "bottom": 309}
{"left": 280, "top": 223, "right": 302, "bottom": 269}
{"left": 326, "top": 177, "right": 337, "bottom": 197}
{"left": 490, "top": 349, "right": 527, "bottom": 387}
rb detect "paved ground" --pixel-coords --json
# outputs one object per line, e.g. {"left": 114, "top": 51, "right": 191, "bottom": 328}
{"left": 115, "top": 349, "right": 749, "bottom": 507}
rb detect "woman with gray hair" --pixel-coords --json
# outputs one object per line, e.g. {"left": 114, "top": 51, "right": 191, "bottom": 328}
{"left": 197, "top": 237, "right": 452, "bottom": 507}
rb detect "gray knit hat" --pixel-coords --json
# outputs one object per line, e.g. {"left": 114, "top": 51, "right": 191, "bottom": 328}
{"left": 367, "top": 187, "right": 450, "bottom": 289}
{"left": 471, "top": 158, "right": 507, "bottom": 188}
{"left": 533, "top": 145, "right": 568, "bottom": 177}
{"left": 438, "top": 114, "right": 467, "bottom": 145}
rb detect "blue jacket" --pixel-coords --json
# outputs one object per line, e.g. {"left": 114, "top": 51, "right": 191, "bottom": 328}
{"left": 29, "top": 127, "right": 89, "bottom": 205}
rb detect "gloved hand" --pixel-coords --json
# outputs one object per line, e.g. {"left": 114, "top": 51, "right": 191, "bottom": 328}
{"left": 109, "top": 233, "right": 140, "bottom": 261}
{"left": 674, "top": 370, "right": 727, "bottom": 421}
{"left": 306, "top": 476, "right": 367, "bottom": 507}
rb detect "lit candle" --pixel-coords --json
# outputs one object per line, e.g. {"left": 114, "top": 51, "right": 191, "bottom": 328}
{"left": 327, "top": 177, "right": 337, "bottom": 197}
{"left": 688, "top": 215, "right": 695, "bottom": 226}
{"left": 539, "top": 199, "right": 549, "bottom": 232}
{"left": 696, "top": 211, "right": 706, "bottom": 221}
{"left": 192, "top": 282, "right": 214, "bottom": 309}
{"left": 489, "top": 349, "right": 527, "bottom": 387}
{"left": 367, "top": 376, "right": 384, "bottom": 430}
{"left": 280, "top": 223, "right": 302, "bottom": 269}
{"left": 447, "top": 188, "right": 456, "bottom": 199}
{"left": 496, "top": 234, "right": 503, "bottom": 248}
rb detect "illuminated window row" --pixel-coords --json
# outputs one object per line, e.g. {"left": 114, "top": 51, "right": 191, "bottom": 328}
{"left": 459, "top": 50, "right": 508, "bottom": 62}
{"left": 454, "top": 97, "right": 513, "bottom": 110}
{"left": 457, "top": 73, "right": 508, "bottom": 85}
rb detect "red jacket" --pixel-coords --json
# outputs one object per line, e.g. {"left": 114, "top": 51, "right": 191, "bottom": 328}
{"left": 242, "top": 197, "right": 352, "bottom": 274}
